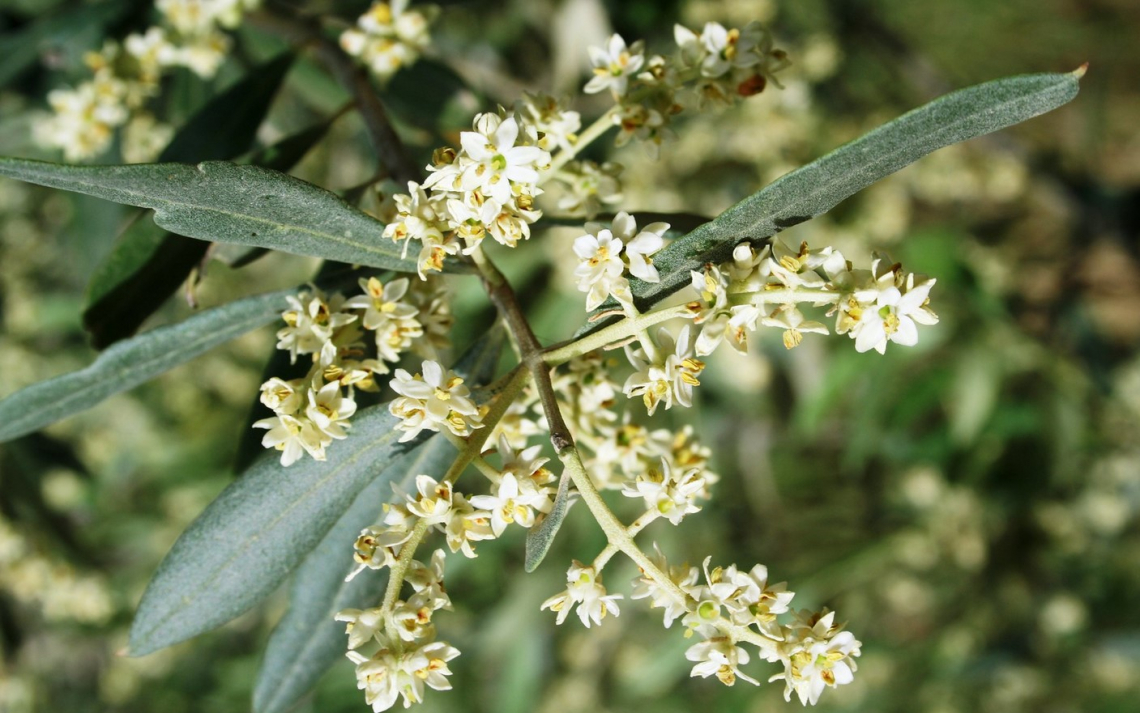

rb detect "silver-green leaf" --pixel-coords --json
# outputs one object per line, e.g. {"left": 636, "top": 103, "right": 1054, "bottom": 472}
{"left": 0, "top": 288, "right": 295, "bottom": 443}
{"left": 524, "top": 471, "right": 574, "bottom": 573}
{"left": 0, "top": 159, "right": 468, "bottom": 274}
{"left": 126, "top": 329, "right": 503, "bottom": 656}
{"left": 582, "top": 70, "right": 1081, "bottom": 332}
{"left": 252, "top": 435, "right": 457, "bottom": 713}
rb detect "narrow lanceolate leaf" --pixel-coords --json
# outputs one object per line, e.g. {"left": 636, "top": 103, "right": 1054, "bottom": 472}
{"left": 252, "top": 435, "right": 457, "bottom": 713}
{"left": 525, "top": 470, "right": 575, "bottom": 573}
{"left": 127, "top": 329, "right": 503, "bottom": 657}
{"left": 0, "top": 289, "right": 294, "bottom": 443}
{"left": 0, "top": 158, "right": 462, "bottom": 274}
{"left": 582, "top": 70, "right": 1081, "bottom": 333}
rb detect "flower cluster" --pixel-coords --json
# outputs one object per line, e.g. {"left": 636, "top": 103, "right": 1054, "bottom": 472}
{"left": 688, "top": 240, "right": 938, "bottom": 358}
{"left": 37, "top": 0, "right": 258, "bottom": 161}
{"left": 255, "top": 276, "right": 451, "bottom": 466}
{"left": 585, "top": 24, "right": 788, "bottom": 156}
{"left": 339, "top": 430, "right": 560, "bottom": 710}
{"left": 340, "top": 0, "right": 436, "bottom": 82}
{"left": 339, "top": 549, "right": 459, "bottom": 711}
{"left": 627, "top": 551, "right": 861, "bottom": 703}
{"left": 384, "top": 107, "right": 561, "bottom": 276}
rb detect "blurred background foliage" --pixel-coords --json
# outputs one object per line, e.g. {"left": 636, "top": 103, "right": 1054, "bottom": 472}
{"left": 2, "top": 0, "right": 1139, "bottom": 711}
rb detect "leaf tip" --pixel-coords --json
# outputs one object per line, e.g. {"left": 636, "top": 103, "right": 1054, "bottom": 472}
{"left": 1072, "top": 62, "right": 1089, "bottom": 79}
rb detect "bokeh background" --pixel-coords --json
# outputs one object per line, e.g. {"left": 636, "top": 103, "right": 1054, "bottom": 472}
{"left": 2, "top": 0, "right": 1139, "bottom": 711}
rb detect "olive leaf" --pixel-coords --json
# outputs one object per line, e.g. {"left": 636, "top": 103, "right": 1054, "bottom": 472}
{"left": 578, "top": 70, "right": 1082, "bottom": 335}
{"left": 251, "top": 434, "right": 457, "bottom": 713}
{"left": 0, "top": 288, "right": 296, "bottom": 443}
{"left": 0, "top": 158, "right": 469, "bottom": 275}
{"left": 126, "top": 328, "right": 503, "bottom": 656}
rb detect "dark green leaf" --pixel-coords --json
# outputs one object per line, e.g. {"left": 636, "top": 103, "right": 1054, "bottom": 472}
{"left": 580, "top": 70, "right": 1082, "bottom": 334}
{"left": 0, "top": 1, "right": 129, "bottom": 88}
{"left": 0, "top": 288, "right": 295, "bottom": 443}
{"left": 382, "top": 58, "right": 477, "bottom": 132}
{"left": 82, "top": 54, "right": 297, "bottom": 348}
{"left": 158, "top": 53, "right": 294, "bottom": 164}
{"left": 0, "top": 158, "right": 455, "bottom": 273}
{"left": 252, "top": 435, "right": 457, "bottom": 713}
{"left": 126, "top": 329, "right": 503, "bottom": 656}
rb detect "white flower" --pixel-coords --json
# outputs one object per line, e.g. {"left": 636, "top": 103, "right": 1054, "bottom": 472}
{"left": 459, "top": 114, "right": 549, "bottom": 204}
{"left": 306, "top": 381, "right": 357, "bottom": 440}
{"left": 340, "top": 0, "right": 433, "bottom": 82}
{"left": 516, "top": 91, "right": 581, "bottom": 153}
{"left": 404, "top": 475, "right": 455, "bottom": 524}
{"left": 391, "top": 592, "right": 437, "bottom": 642}
{"left": 630, "top": 543, "right": 698, "bottom": 628}
{"left": 761, "top": 306, "right": 829, "bottom": 350}
{"left": 468, "top": 472, "right": 551, "bottom": 537}
{"left": 443, "top": 492, "right": 494, "bottom": 557}
{"left": 573, "top": 229, "right": 631, "bottom": 310}
{"left": 276, "top": 291, "right": 355, "bottom": 364}
{"left": 388, "top": 360, "right": 483, "bottom": 442}
{"left": 346, "top": 521, "right": 414, "bottom": 579}
{"left": 346, "top": 637, "right": 460, "bottom": 712}
{"left": 406, "top": 549, "right": 450, "bottom": 608}
{"left": 770, "top": 610, "right": 862, "bottom": 705}
{"left": 621, "top": 458, "right": 706, "bottom": 525}
{"left": 686, "top": 636, "right": 760, "bottom": 686}
{"left": 335, "top": 606, "right": 386, "bottom": 650}
{"left": 252, "top": 414, "right": 328, "bottom": 466}
{"left": 259, "top": 377, "right": 303, "bottom": 415}
{"left": 344, "top": 276, "right": 420, "bottom": 331}
{"left": 541, "top": 561, "right": 623, "bottom": 628}
{"left": 606, "top": 211, "right": 668, "bottom": 283}
{"left": 584, "top": 34, "right": 645, "bottom": 97}
{"left": 851, "top": 277, "right": 938, "bottom": 354}
{"left": 347, "top": 646, "right": 401, "bottom": 713}
{"left": 623, "top": 326, "right": 704, "bottom": 415}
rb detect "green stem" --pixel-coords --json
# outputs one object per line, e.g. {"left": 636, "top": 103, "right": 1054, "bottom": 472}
{"left": 728, "top": 288, "right": 843, "bottom": 307}
{"left": 592, "top": 508, "right": 659, "bottom": 571}
{"left": 558, "top": 446, "right": 691, "bottom": 608}
{"left": 544, "top": 107, "right": 619, "bottom": 177}
{"left": 543, "top": 303, "right": 696, "bottom": 365}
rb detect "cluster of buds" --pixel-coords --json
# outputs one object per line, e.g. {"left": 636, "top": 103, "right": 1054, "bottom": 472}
{"left": 255, "top": 277, "right": 451, "bottom": 466}
{"left": 37, "top": 0, "right": 259, "bottom": 161}
{"left": 340, "top": 0, "right": 436, "bottom": 82}
{"left": 585, "top": 24, "right": 789, "bottom": 156}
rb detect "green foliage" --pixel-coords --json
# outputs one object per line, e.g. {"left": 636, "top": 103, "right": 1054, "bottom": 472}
{"left": 126, "top": 329, "right": 503, "bottom": 656}
{"left": 0, "top": 158, "right": 456, "bottom": 273}
{"left": 81, "top": 53, "right": 298, "bottom": 347}
{"left": 580, "top": 70, "right": 1081, "bottom": 334}
{"left": 251, "top": 435, "right": 457, "bottom": 713}
{"left": 0, "top": 287, "right": 296, "bottom": 443}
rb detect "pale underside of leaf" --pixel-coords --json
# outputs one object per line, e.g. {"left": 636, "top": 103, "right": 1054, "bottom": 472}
{"left": 252, "top": 435, "right": 457, "bottom": 713}
{"left": 126, "top": 329, "right": 503, "bottom": 656}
